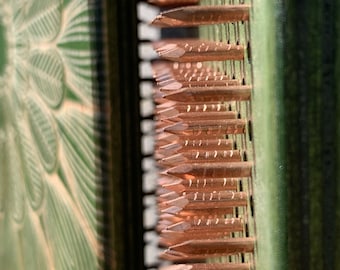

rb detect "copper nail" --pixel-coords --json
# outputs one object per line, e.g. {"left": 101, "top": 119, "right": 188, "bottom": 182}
{"left": 165, "top": 162, "right": 252, "bottom": 178}
{"left": 163, "top": 119, "right": 246, "bottom": 136}
{"left": 157, "top": 138, "right": 234, "bottom": 158}
{"left": 151, "top": 5, "right": 250, "bottom": 27}
{"left": 148, "top": 0, "right": 199, "bottom": 7}
{"left": 157, "top": 110, "right": 238, "bottom": 121}
{"left": 157, "top": 79, "right": 240, "bottom": 90}
{"left": 159, "top": 150, "right": 242, "bottom": 167}
{"left": 157, "top": 103, "right": 232, "bottom": 114}
{"left": 162, "top": 85, "right": 251, "bottom": 102}
{"left": 153, "top": 40, "right": 244, "bottom": 62}
{"left": 160, "top": 238, "right": 255, "bottom": 261}
{"left": 160, "top": 263, "right": 251, "bottom": 270}
{"left": 161, "top": 177, "right": 240, "bottom": 192}
{"left": 160, "top": 191, "right": 248, "bottom": 212}
{"left": 160, "top": 208, "right": 235, "bottom": 218}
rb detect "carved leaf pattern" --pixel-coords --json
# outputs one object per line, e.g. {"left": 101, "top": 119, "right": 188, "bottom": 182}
{"left": 0, "top": 0, "right": 101, "bottom": 268}
{"left": 17, "top": 117, "right": 45, "bottom": 211}
{"left": 29, "top": 50, "right": 65, "bottom": 108}
{"left": 26, "top": 96, "right": 58, "bottom": 172}
{"left": 57, "top": 0, "right": 93, "bottom": 102}
{"left": 43, "top": 180, "right": 98, "bottom": 270}
{"left": 8, "top": 136, "right": 26, "bottom": 224}
{"left": 0, "top": 133, "right": 7, "bottom": 216}
{"left": 57, "top": 108, "right": 97, "bottom": 230}
{"left": 0, "top": 222, "right": 23, "bottom": 269}
{"left": 23, "top": 0, "right": 62, "bottom": 43}
{"left": 21, "top": 210, "right": 52, "bottom": 269}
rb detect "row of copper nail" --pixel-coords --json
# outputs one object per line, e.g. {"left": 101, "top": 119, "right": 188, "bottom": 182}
{"left": 152, "top": 61, "right": 226, "bottom": 80}
{"left": 156, "top": 138, "right": 235, "bottom": 157}
{"left": 157, "top": 110, "right": 238, "bottom": 122}
{"left": 150, "top": 2, "right": 254, "bottom": 266}
{"left": 156, "top": 102, "right": 233, "bottom": 112}
{"left": 160, "top": 238, "right": 255, "bottom": 261}
{"left": 161, "top": 162, "right": 252, "bottom": 179}
{"left": 160, "top": 263, "right": 252, "bottom": 270}
{"left": 153, "top": 64, "right": 252, "bottom": 262}
{"left": 153, "top": 64, "right": 247, "bottom": 93}
{"left": 148, "top": 0, "right": 199, "bottom": 8}
{"left": 155, "top": 133, "right": 229, "bottom": 148}
{"left": 151, "top": 5, "right": 250, "bottom": 27}
{"left": 157, "top": 85, "right": 251, "bottom": 102}
{"left": 153, "top": 39, "right": 245, "bottom": 62}
{"left": 160, "top": 176, "right": 241, "bottom": 192}
{"left": 158, "top": 150, "right": 243, "bottom": 167}
{"left": 161, "top": 120, "right": 246, "bottom": 136}
{"left": 160, "top": 217, "right": 245, "bottom": 246}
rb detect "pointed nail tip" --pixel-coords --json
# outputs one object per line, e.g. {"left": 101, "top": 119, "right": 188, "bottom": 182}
{"left": 160, "top": 82, "right": 183, "bottom": 91}
{"left": 151, "top": 18, "right": 173, "bottom": 28}
{"left": 167, "top": 163, "right": 192, "bottom": 175}
{"left": 164, "top": 122, "right": 187, "bottom": 132}
{"left": 160, "top": 264, "right": 193, "bottom": 270}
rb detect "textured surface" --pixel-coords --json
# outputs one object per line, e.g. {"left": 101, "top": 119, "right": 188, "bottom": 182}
{"left": 250, "top": 1, "right": 287, "bottom": 269}
{"left": 152, "top": 0, "right": 255, "bottom": 267}
{"left": 284, "top": 0, "right": 340, "bottom": 269}
{"left": 0, "top": 0, "right": 102, "bottom": 269}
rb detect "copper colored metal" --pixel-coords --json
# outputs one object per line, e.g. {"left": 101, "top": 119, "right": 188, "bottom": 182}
{"left": 160, "top": 263, "right": 251, "bottom": 270}
{"left": 160, "top": 218, "right": 244, "bottom": 246}
{"left": 152, "top": 61, "right": 230, "bottom": 81}
{"left": 160, "top": 238, "right": 255, "bottom": 261}
{"left": 160, "top": 230, "right": 243, "bottom": 247}
{"left": 157, "top": 77, "right": 236, "bottom": 86}
{"left": 160, "top": 205, "right": 239, "bottom": 216}
{"left": 159, "top": 150, "right": 242, "bottom": 167}
{"left": 156, "top": 100, "right": 233, "bottom": 112}
{"left": 163, "top": 119, "right": 246, "bottom": 136}
{"left": 160, "top": 208, "right": 235, "bottom": 219}
{"left": 156, "top": 119, "right": 176, "bottom": 132}
{"left": 155, "top": 133, "right": 227, "bottom": 149}
{"left": 157, "top": 103, "right": 232, "bottom": 114}
{"left": 153, "top": 62, "right": 227, "bottom": 85}
{"left": 151, "top": 5, "right": 250, "bottom": 27}
{"left": 159, "top": 80, "right": 241, "bottom": 92}
{"left": 155, "top": 132, "right": 179, "bottom": 146}
{"left": 164, "top": 217, "right": 244, "bottom": 232}
{"left": 162, "top": 85, "right": 251, "bottom": 102}
{"left": 152, "top": 61, "right": 210, "bottom": 75}
{"left": 165, "top": 161, "right": 252, "bottom": 179}
{"left": 161, "top": 177, "right": 240, "bottom": 193}
{"left": 157, "top": 138, "right": 234, "bottom": 158}
{"left": 157, "top": 211, "right": 240, "bottom": 227}
{"left": 155, "top": 71, "right": 229, "bottom": 83}
{"left": 160, "top": 191, "right": 248, "bottom": 211}
{"left": 157, "top": 79, "right": 240, "bottom": 91}
{"left": 148, "top": 0, "right": 199, "bottom": 7}
{"left": 157, "top": 110, "right": 238, "bottom": 121}
{"left": 153, "top": 40, "right": 244, "bottom": 62}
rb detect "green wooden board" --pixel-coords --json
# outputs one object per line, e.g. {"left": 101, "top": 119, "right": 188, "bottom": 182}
{"left": 0, "top": 1, "right": 102, "bottom": 269}
{"left": 250, "top": 1, "right": 287, "bottom": 269}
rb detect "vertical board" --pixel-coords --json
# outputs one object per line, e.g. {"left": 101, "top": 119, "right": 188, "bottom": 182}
{"left": 250, "top": 1, "right": 287, "bottom": 269}
{"left": 0, "top": 1, "right": 103, "bottom": 269}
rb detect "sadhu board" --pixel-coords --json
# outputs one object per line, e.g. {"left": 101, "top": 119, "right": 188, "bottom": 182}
{"left": 0, "top": 1, "right": 106, "bottom": 269}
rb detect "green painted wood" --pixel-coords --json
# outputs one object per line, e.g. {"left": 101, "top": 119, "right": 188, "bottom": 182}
{"left": 198, "top": 1, "right": 287, "bottom": 268}
{"left": 0, "top": 0, "right": 104, "bottom": 269}
{"left": 250, "top": 1, "right": 287, "bottom": 269}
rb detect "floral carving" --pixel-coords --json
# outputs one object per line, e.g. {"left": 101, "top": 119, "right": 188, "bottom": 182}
{"left": 0, "top": 1, "right": 101, "bottom": 269}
